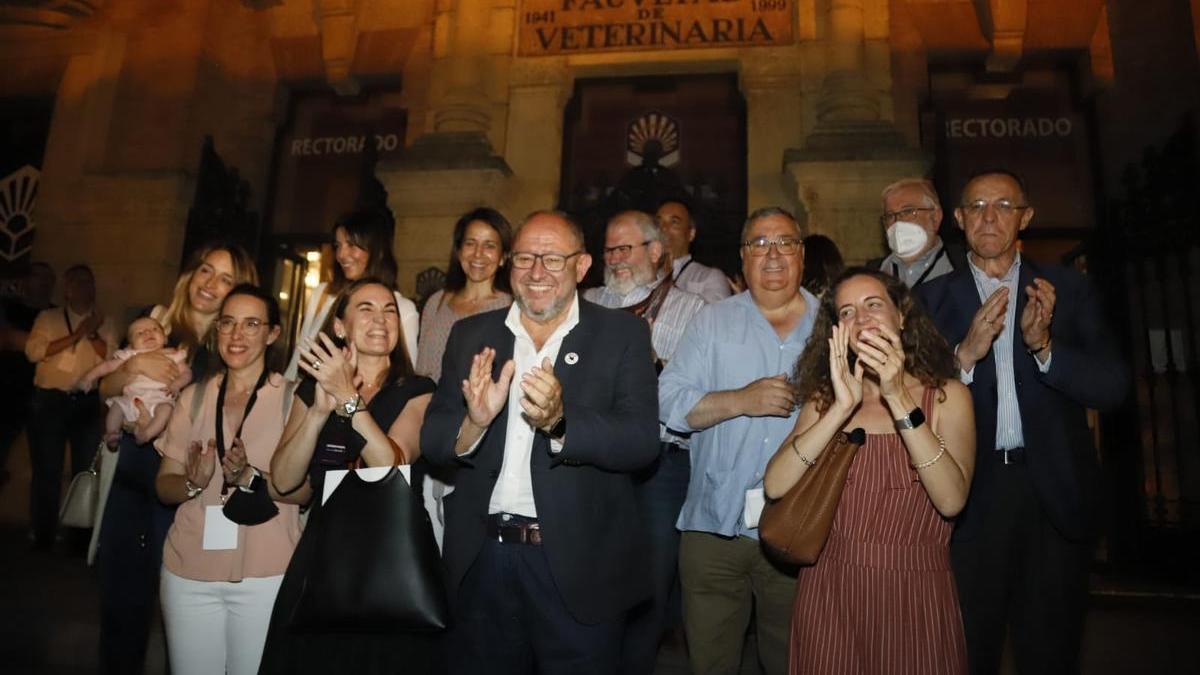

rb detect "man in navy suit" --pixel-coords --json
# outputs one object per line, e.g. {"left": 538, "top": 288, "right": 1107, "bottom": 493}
{"left": 915, "top": 170, "right": 1128, "bottom": 674}
{"left": 422, "top": 210, "right": 661, "bottom": 674}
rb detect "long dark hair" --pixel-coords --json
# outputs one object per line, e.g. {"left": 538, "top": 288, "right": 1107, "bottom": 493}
{"left": 793, "top": 267, "right": 957, "bottom": 413}
{"left": 332, "top": 277, "right": 414, "bottom": 387}
{"left": 218, "top": 283, "right": 283, "bottom": 373}
{"left": 444, "top": 207, "right": 513, "bottom": 294}
{"left": 800, "top": 234, "right": 844, "bottom": 298}
{"left": 330, "top": 209, "right": 398, "bottom": 293}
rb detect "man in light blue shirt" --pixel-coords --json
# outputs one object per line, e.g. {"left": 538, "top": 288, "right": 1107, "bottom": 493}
{"left": 659, "top": 207, "right": 819, "bottom": 675}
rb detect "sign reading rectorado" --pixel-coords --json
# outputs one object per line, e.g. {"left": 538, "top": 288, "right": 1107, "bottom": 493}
{"left": 517, "top": 0, "right": 794, "bottom": 56}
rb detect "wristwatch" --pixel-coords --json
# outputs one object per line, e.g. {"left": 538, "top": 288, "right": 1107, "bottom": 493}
{"left": 239, "top": 466, "right": 263, "bottom": 493}
{"left": 184, "top": 479, "right": 203, "bottom": 499}
{"left": 894, "top": 407, "right": 926, "bottom": 430}
{"left": 546, "top": 416, "right": 567, "bottom": 441}
{"left": 335, "top": 394, "right": 365, "bottom": 418}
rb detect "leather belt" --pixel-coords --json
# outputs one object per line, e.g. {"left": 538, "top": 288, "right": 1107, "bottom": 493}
{"left": 996, "top": 447, "right": 1026, "bottom": 465}
{"left": 661, "top": 441, "right": 688, "bottom": 453}
{"left": 487, "top": 514, "right": 543, "bottom": 545}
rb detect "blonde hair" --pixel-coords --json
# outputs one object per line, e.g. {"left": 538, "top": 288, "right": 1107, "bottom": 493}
{"left": 159, "top": 242, "right": 258, "bottom": 352}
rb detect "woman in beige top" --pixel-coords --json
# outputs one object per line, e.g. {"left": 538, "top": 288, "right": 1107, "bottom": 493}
{"left": 154, "top": 284, "right": 301, "bottom": 675}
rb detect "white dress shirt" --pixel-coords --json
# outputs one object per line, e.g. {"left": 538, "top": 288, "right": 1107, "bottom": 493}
{"left": 486, "top": 293, "right": 581, "bottom": 517}
{"left": 672, "top": 255, "right": 732, "bottom": 305}
{"left": 959, "top": 254, "right": 1052, "bottom": 450}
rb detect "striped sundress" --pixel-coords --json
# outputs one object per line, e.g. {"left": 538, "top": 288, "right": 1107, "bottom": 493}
{"left": 789, "top": 388, "right": 968, "bottom": 675}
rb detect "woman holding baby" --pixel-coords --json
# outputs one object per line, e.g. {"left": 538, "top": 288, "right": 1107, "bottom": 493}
{"left": 93, "top": 240, "right": 258, "bottom": 675}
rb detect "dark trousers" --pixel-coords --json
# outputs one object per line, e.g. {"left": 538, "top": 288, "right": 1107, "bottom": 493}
{"left": 448, "top": 534, "right": 623, "bottom": 675}
{"left": 951, "top": 458, "right": 1091, "bottom": 675}
{"left": 97, "top": 433, "right": 176, "bottom": 675}
{"left": 27, "top": 387, "right": 102, "bottom": 543}
{"left": 621, "top": 444, "right": 690, "bottom": 675}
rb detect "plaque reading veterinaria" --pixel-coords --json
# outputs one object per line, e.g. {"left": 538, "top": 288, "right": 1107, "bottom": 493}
{"left": 517, "top": 0, "right": 794, "bottom": 57}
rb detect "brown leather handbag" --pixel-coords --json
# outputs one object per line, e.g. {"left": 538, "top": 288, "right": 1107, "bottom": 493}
{"left": 759, "top": 427, "right": 865, "bottom": 565}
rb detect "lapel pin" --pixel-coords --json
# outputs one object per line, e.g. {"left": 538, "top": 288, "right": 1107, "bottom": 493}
{"left": 564, "top": 352, "right": 579, "bottom": 365}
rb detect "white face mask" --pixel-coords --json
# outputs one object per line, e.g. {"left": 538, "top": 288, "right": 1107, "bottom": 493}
{"left": 886, "top": 220, "right": 930, "bottom": 259}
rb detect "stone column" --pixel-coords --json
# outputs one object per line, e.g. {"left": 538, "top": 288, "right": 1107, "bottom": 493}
{"left": 783, "top": 0, "right": 928, "bottom": 263}
{"left": 375, "top": 0, "right": 512, "bottom": 296}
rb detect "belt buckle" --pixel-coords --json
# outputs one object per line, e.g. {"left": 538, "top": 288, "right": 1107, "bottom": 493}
{"left": 1002, "top": 448, "right": 1020, "bottom": 465}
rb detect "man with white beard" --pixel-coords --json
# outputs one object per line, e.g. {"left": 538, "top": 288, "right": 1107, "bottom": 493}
{"left": 583, "top": 210, "right": 705, "bottom": 674}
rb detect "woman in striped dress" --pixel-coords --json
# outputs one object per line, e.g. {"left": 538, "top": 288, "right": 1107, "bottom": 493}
{"left": 765, "top": 268, "right": 976, "bottom": 674}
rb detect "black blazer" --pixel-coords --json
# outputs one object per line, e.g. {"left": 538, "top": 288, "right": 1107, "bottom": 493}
{"left": 915, "top": 259, "right": 1129, "bottom": 542}
{"left": 421, "top": 300, "right": 660, "bottom": 625}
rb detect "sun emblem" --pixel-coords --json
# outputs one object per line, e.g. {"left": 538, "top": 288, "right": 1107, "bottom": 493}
{"left": 627, "top": 111, "right": 680, "bottom": 167}
{"left": 0, "top": 165, "right": 39, "bottom": 263}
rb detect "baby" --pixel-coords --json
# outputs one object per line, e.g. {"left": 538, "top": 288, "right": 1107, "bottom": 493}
{"left": 79, "top": 317, "right": 191, "bottom": 446}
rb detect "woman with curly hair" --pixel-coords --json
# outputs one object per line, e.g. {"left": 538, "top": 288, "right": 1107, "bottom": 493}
{"left": 764, "top": 267, "right": 975, "bottom": 674}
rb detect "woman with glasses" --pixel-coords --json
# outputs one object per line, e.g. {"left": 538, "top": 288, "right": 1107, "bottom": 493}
{"left": 763, "top": 267, "right": 974, "bottom": 674}
{"left": 258, "top": 277, "right": 438, "bottom": 674}
{"left": 154, "top": 284, "right": 301, "bottom": 675}
{"left": 415, "top": 207, "right": 513, "bottom": 382}
{"left": 94, "top": 240, "right": 258, "bottom": 674}
{"left": 284, "top": 208, "right": 418, "bottom": 380}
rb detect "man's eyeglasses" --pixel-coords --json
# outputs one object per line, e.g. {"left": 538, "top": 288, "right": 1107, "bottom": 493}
{"left": 880, "top": 207, "right": 935, "bottom": 226}
{"left": 509, "top": 251, "right": 584, "bottom": 272}
{"left": 216, "top": 317, "right": 266, "bottom": 336}
{"left": 603, "top": 241, "right": 652, "bottom": 258}
{"left": 742, "top": 236, "right": 802, "bottom": 257}
{"left": 960, "top": 199, "right": 1029, "bottom": 217}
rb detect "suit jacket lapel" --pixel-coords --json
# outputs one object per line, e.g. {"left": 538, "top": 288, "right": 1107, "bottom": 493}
{"left": 554, "top": 301, "right": 596, "bottom": 414}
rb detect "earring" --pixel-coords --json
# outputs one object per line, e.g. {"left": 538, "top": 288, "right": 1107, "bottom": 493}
{"left": 336, "top": 332, "right": 345, "bottom": 339}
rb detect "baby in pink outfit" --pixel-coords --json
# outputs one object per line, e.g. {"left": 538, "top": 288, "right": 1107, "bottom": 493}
{"left": 79, "top": 317, "right": 191, "bottom": 446}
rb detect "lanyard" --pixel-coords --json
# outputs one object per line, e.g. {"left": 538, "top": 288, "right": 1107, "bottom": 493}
{"left": 674, "top": 258, "right": 694, "bottom": 281}
{"left": 892, "top": 246, "right": 947, "bottom": 288}
{"left": 215, "top": 367, "right": 269, "bottom": 494}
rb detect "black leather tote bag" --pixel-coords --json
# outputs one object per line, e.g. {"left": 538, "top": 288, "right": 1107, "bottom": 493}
{"left": 291, "top": 467, "right": 449, "bottom": 633}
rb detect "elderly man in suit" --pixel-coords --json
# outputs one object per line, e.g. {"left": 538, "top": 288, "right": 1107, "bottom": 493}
{"left": 915, "top": 170, "right": 1128, "bottom": 674}
{"left": 422, "top": 210, "right": 660, "bottom": 674}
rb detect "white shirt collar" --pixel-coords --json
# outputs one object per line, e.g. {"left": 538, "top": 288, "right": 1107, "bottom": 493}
{"left": 504, "top": 291, "right": 581, "bottom": 343}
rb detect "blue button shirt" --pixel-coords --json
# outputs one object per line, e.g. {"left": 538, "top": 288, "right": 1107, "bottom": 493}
{"left": 659, "top": 289, "right": 820, "bottom": 538}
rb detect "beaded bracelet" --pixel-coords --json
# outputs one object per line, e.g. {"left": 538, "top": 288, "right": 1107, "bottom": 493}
{"left": 912, "top": 432, "right": 947, "bottom": 470}
{"left": 791, "top": 436, "right": 816, "bottom": 467}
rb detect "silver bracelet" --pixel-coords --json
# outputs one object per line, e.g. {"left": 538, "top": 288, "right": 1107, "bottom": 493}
{"left": 911, "top": 432, "right": 947, "bottom": 470}
{"left": 791, "top": 436, "right": 816, "bottom": 467}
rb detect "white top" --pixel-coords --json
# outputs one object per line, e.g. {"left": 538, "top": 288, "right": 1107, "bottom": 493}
{"left": 486, "top": 294, "right": 580, "bottom": 518}
{"left": 283, "top": 281, "right": 419, "bottom": 381}
{"left": 672, "top": 254, "right": 733, "bottom": 305}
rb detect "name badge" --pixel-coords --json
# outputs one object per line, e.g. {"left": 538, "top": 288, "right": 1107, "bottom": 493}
{"left": 202, "top": 505, "right": 238, "bottom": 550}
{"left": 743, "top": 487, "right": 766, "bottom": 529}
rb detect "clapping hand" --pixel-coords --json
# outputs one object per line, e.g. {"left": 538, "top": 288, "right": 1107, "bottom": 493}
{"left": 298, "top": 333, "right": 358, "bottom": 410}
{"left": 855, "top": 324, "right": 905, "bottom": 398}
{"left": 461, "top": 347, "right": 515, "bottom": 430}
{"left": 958, "top": 287, "right": 1008, "bottom": 369}
{"left": 221, "top": 437, "right": 250, "bottom": 487}
{"left": 520, "top": 357, "right": 564, "bottom": 433}
{"left": 830, "top": 323, "right": 864, "bottom": 414}
{"left": 1020, "top": 278, "right": 1055, "bottom": 353}
{"left": 185, "top": 439, "right": 217, "bottom": 491}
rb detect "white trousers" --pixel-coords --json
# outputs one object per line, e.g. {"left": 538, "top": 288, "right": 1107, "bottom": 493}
{"left": 160, "top": 568, "right": 284, "bottom": 675}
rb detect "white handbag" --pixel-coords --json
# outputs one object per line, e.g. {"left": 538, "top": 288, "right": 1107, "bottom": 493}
{"left": 59, "top": 443, "right": 102, "bottom": 529}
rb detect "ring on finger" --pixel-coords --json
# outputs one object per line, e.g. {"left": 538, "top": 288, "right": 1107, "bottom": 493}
{"left": 313, "top": 359, "right": 323, "bottom": 370}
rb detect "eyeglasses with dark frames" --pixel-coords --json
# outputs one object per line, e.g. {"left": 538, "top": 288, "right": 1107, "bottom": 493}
{"left": 742, "top": 236, "right": 802, "bottom": 257}
{"left": 508, "top": 251, "right": 584, "bottom": 272}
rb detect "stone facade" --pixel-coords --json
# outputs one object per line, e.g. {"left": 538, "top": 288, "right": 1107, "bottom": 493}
{"left": 1, "top": 0, "right": 1197, "bottom": 317}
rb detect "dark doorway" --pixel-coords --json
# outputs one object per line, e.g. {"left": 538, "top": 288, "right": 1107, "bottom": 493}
{"left": 0, "top": 97, "right": 53, "bottom": 282}
{"left": 559, "top": 73, "right": 747, "bottom": 285}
